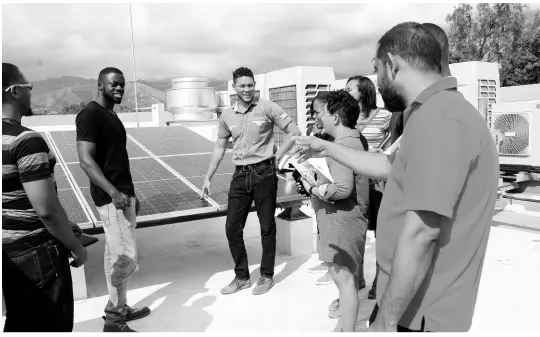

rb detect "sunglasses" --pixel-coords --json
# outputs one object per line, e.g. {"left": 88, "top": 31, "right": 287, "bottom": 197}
{"left": 4, "top": 83, "right": 33, "bottom": 92}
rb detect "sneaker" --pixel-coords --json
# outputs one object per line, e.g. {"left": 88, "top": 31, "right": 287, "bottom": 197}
{"left": 252, "top": 277, "right": 275, "bottom": 295}
{"left": 308, "top": 262, "right": 328, "bottom": 274}
{"left": 220, "top": 277, "right": 251, "bottom": 295}
{"left": 103, "top": 321, "right": 137, "bottom": 332}
{"left": 316, "top": 271, "right": 333, "bottom": 285}
{"left": 328, "top": 298, "right": 339, "bottom": 311}
{"left": 126, "top": 305, "right": 151, "bottom": 321}
{"left": 102, "top": 304, "right": 151, "bottom": 322}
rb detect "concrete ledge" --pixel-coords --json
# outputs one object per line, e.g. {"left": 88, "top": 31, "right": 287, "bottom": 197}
{"left": 276, "top": 209, "right": 314, "bottom": 259}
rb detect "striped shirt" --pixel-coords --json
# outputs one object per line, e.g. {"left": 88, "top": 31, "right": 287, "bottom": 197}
{"left": 2, "top": 118, "right": 56, "bottom": 244}
{"left": 356, "top": 108, "right": 392, "bottom": 150}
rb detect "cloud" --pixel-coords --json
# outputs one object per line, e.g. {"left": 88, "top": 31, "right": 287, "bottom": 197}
{"left": 3, "top": 2, "right": 457, "bottom": 82}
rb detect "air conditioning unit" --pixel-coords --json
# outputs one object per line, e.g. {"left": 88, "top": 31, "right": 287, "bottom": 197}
{"left": 491, "top": 100, "right": 539, "bottom": 168}
{"left": 492, "top": 111, "right": 531, "bottom": 156}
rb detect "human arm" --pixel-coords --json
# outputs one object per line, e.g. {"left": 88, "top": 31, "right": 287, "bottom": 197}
{"left": 202, "top": 137, "right": 229, "bottom": 196}
{"left": 316, "top": 156, "right": 354, "bottom": 201}
{"left": 290, "top": 136, "right": 392, "bottom": 181}
{"left": 23, "top": 178, "right": 88, "bottom": 267}
{"left": 15, "top": 134, "right": 86, "bottom": 267}
{"left": 202, "top": 116, "right": 231, "bottom": 196}
{"left": 368, "top": 210, "right": 441, "bottom": 331}
{"left": 370, "top": 116, "right": 471, "bottom": 331}
{"left": 268, "top": 102, "right": 301, "bottom": 162}
{"left": 275, "top": 122, "right": 301, "bottom": 162}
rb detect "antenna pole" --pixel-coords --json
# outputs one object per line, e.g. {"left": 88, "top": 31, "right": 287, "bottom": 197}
{"left": 129, "top": 3, "right": 139, "bottom": 127}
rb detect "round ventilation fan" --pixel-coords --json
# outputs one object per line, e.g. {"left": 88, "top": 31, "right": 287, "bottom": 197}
{"left": 493, "top": 113, "right": 530, "bottom": 155}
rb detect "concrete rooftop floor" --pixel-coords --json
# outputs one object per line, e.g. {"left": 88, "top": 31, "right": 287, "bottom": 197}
{"left": 2, "top": 205, "right": 540, "bottom": 333}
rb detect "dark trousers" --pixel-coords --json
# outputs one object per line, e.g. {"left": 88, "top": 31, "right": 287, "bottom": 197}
{"left": 369, "top": 304, "right": 428, "bottom": 332}
{"left": 225, "top": 161, "right": 278, "bottom": 280}
{"left": 2, "top": 236, "right": 74, "bottom": 332}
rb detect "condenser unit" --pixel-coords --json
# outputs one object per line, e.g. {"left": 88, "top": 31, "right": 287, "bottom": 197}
{"left": 492, "top": 111, "right": 531, "bottom": 157}
{"left": 491, "top": 100, "right": 540, "bottom": 168}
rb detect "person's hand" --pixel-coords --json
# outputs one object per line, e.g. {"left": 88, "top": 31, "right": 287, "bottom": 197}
{"left": 367, "top": 319, "right": 397, "bottom": 333}
{"left": 69, "top": 221, "right": 83, "bottom": 236}
{"left": 70, "top": 245, "right": 88, "bottom": 268}
{"left": 289, "top": 136, "right": 329, "bottom": 163}
{"left": 299, "top": 178, "right": 312, "bottom": 194}
{"left": 111, "top": 189, "right": 131, "bottom": 210}
{"left": 294, "top": 180, "right": 310, "bottom": 197}
{"left": 201, "top": 179, "right": 211, "bottom": 198}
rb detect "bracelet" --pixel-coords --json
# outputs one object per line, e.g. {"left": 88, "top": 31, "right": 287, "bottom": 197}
{"left": 309, "top": 186, "right": 314, "bottom": 194}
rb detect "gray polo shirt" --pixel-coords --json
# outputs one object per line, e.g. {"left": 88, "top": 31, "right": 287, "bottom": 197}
{"left": 376, "top": 77, "right": 499, "bottom": 332}
{"left": 217, "top": 96, "right": 293, "bottom": 166}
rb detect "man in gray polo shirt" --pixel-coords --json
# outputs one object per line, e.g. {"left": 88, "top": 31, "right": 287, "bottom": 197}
{"left": 202, "top": 67, "right": 301, "bottom": 296}
{"left": 290, "top": 22, "right": 498, "bottom": 331}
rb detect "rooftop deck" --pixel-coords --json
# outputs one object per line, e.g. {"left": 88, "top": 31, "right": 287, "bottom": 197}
{"left": 4, "top": 205, "right": 537, "bottom": 333}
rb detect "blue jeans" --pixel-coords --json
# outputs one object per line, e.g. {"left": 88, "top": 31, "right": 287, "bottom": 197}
{"left": 225, "top": 160, "right": 278, "bottom": 280}
{"left": 96, "top": 196, "right": 138, "bottom": 323}
{"left": 2, "top": 235, "right": 74, "bottom": 332}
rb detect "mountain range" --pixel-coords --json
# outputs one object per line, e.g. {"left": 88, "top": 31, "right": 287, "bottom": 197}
{"left": 30, "top": 76, "right": 228, "bottom": 113}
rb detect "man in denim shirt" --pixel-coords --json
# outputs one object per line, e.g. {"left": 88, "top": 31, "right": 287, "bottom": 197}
{"left": 202, "top": 67, "right": 301, "bottom": 295}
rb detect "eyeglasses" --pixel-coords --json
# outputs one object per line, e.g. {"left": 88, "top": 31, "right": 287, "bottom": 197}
{"left": 4, "top": 83, "right": 33, "bottom": 92}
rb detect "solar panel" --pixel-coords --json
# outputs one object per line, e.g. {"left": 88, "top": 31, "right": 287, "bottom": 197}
{"left": 50, "top": 130, "right": 149, "bottom": 163}
{"left": 162, "top": 153, "right": 235, "bottom": 178}
{"left": 135, "top": 139, "right": 215, "bottom": 156}
{"left": 66, "top": 158, "right": 175, "bottom": 189}
{"left": 55, "top": 143, "right": 80, "bottom": 163}
{"left": 57, "top": 188, "right": 91, "bottom": 226}
{"left": 78, "top": 187, "right": 99, "bottom": 219}
{"left": 43, "top": 126, "right": 305, "bottom": 227}
{"left": 130, "top": 158, "right": 176, "bottom": 181}
{"left": 54, "top": 166, "right": 72, "bottom": 190}
{"left": 66, "top": 163, "right": 90, "bottom": 188}
{"left": 134, "top": 179, "right": 211, "bottom": 215}
{"left": 129, "top": 126, "right": 215, "bottom": 156}
{"left": 129, "top": 126, "right": 208, "bottom": 140}
{"left": 186, "top": 174, "right": 231, "bottom": 206}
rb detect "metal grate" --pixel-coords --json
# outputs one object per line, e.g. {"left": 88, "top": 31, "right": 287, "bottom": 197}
{"left": 304, "top": 84, "right": 330, "bottom": 135}
{"left": 478, "top": 79, "right": 497, "bottom": 129}
{"left": 269, "top": 85, "right": 297, "bottom": 147}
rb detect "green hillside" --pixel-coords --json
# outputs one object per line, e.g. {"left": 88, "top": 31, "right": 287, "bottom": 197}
{"left": 30, "top": 76, "right": 226, "bottom": 115}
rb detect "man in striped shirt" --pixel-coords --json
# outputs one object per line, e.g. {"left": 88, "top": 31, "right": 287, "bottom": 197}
{"left": 2, "top": 63, "right": 87, "bottom": 332}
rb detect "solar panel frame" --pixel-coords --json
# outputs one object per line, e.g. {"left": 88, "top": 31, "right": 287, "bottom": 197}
{"left": 46, "top": 126, "right": 306, "bottom": 227}
{"left": 41, "top": 132, "right": 94, "bottom": 228}
{"left": 162, "top": 153, "right": 235, "bottom": 178}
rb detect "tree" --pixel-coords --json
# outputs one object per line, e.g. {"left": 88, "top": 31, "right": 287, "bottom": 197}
{"left": 446, "top": 3, "right": 540, "bottom": 86}
{"left": 499, "top": 11, "right": 540, "bottom": 86}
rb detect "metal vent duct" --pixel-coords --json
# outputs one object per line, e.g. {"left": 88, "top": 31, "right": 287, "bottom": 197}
{"left": 166, "top": 77, "right": 217, "bottom": 121}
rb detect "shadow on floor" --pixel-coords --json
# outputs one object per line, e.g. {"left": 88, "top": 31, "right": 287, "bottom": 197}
{"left": 75, "top": 233, "right": 309, "bottom": 332}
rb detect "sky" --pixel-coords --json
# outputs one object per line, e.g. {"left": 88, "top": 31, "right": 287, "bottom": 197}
{"left": 2, "top": 2, "right": 539, "bottom": 82}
